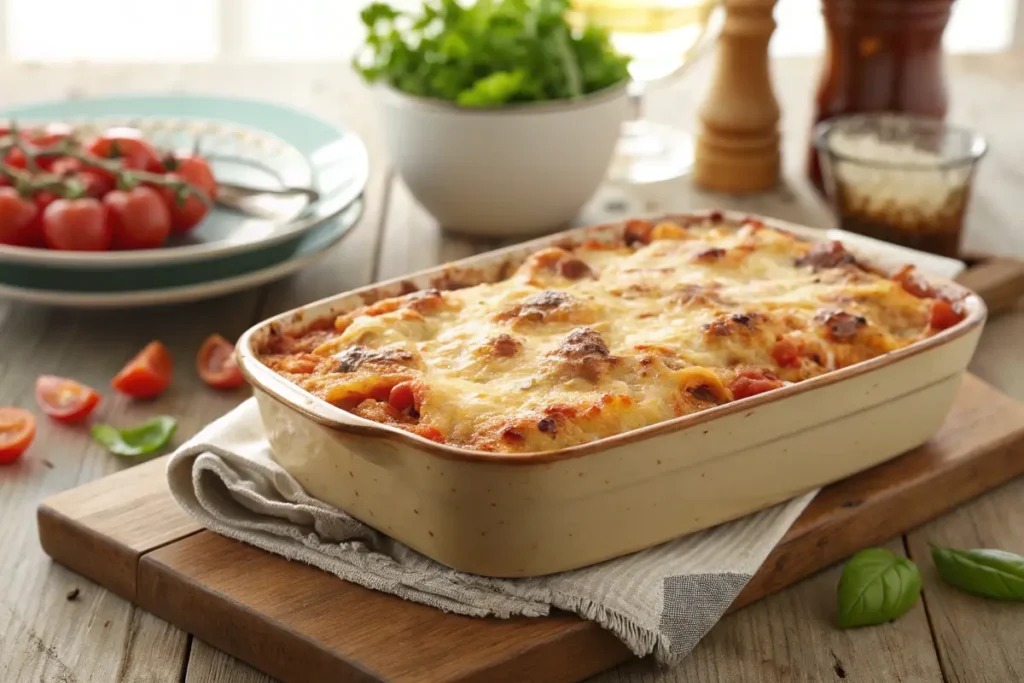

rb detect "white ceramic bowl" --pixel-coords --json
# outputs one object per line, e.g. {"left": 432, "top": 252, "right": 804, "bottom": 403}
{"left": 374, "top": 84, "right": 629, "bottom": 237}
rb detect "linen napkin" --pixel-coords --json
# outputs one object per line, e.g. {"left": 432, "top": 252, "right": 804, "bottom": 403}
{"left": 167, "top": 398, "right": 815, "bottom": 671}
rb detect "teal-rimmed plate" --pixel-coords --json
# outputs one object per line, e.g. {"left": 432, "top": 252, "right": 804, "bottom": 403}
{"left": 0, "top": 198, "right": 363, "bottom": 308}
{"left": 0, "top": 94, "right": 369, "bottom": 268}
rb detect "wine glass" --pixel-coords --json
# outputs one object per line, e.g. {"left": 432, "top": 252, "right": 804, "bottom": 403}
{"left": 570, "top": 0, "right": 725, "bottom": 185}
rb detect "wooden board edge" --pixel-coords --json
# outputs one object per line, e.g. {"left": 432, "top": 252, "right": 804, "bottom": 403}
{"left": 137, "top": 549, "right": 387, "bottom": 683}
{"left": 37, "top": 503, "right": 138, "bottom": 601}
{"left": 732, "top": 422, "right": 1024, "bottom": 609}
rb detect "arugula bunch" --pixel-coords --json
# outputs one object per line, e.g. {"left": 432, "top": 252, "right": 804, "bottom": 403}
{"left": 354, "top": 0, "right": 631, "bottom": 107}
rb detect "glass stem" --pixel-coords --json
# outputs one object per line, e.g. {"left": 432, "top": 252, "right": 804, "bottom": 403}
{"left": 626, "top": 80, "right": 646, "bottom": 126}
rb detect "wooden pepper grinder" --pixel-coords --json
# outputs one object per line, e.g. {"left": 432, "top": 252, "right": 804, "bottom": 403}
{"left": 693, "top": 0, "right": 781, "bottom": 194}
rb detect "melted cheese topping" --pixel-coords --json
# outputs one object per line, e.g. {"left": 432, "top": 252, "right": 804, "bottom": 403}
{"left": 258, "top": 217, "right": 962, "bottom": 453}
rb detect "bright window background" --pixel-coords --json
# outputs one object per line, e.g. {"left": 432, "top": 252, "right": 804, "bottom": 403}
{"left": 0, "top": 0, "right": 1018, "bottom": 63}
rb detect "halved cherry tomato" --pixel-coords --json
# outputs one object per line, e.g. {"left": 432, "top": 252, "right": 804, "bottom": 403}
{"left": 86, "top": 127, "right": 161, "bottom": 175}
{"left": 161, "top": 172, "right": 210, "bottom": 234}
{"left": 196, "top": 334, "right": 245, "bottom": 390}
{"left": 0, "top": 407, "right": 36, "bottom": 465}
{"left": 112, "top": 341, "right": 173, "bottom": 399}
{"left": 0, "top": 187, "right": 40, "bottom": 247}
{"left": 728, "top": 369, "right": 785, "bottom": 400}
{"left": 930, "top": 299, "right": 966, "bottom": 331}
{"left": 34, "top": 375, "right": 101, "bottom": 424}
{"left": 42, "top": 197, "right": 112, "bottom": 251}
{"left": 104, "top": 186, "right": 171, "bottom": 250}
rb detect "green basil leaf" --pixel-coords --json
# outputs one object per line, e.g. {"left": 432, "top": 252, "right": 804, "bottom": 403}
{"left": 931, "top": 545, "right": 1024, "bottom": 601}
{"left": 91, "top": 416, "right": 177, "bottom": 457}
{"left": 837, "top": 548, "right": 921, "bottom": 629}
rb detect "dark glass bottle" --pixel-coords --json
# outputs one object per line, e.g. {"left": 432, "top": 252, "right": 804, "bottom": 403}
{"left": 807, "top": 0, "right": 954, "bottom": 194}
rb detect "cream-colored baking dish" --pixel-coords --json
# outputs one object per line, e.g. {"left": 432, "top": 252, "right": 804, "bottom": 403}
{"left": 236, "top": 212, "right": 986, "bottom": 578}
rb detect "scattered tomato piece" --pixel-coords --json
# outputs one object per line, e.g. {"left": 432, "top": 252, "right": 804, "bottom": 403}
{"left": 34, "top": 375, "right": 101, "bottom": 424}
{"left": 0, "top": 407, "right": 36, "bottom": 465}
{"left": 196, "top": 334, "right": 245, "bottom": 390}
{"left": 112, "top": 341, "right": 173, "bottom": 399}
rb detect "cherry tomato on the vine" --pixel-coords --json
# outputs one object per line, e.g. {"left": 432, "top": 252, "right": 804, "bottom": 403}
{"left": 196, "top": 334, "right": 245, "bottom": 390}
{"left": 49, "top": 157, "right": 115, "bottom": 198}
{"left": 0, "top": 187, "right": 40, "bottom": 247}
{"left": 104, "top": 186, "right": 172, "bottom": 250}
{"left": 161, "top": 173, "right": 211, "bottom": 234}
{"left": 86, "top": 127, "right": 161, "bottom": 175}
{"left": 163, "top": 153, "right": 217, "bottom": 198}
{"left": 34, "top": 375, "right": 101, "bottom": 424}
{"left": 42, "top": 197, "right": 112, "bottom": 251}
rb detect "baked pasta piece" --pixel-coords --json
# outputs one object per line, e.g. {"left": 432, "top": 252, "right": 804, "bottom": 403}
{"left": 257, "top": 215, "right": 969, "bottom": 453}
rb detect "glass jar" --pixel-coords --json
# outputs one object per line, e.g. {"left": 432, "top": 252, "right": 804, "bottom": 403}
{"left": 806, "top": 0, "right": 955, "bottom": 195}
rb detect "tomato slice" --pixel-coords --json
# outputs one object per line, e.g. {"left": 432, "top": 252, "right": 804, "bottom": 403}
{"left": 0, "top": 407, "right": 36, "bottom": 465}
{"left": 35, "top": 375, "right": 101, "bottom": 423}
{"left": 112, "top": 341, "right": 173, "bottom": 399}
{"left": 196, "top": 334, "right": 245, "bottom": 390}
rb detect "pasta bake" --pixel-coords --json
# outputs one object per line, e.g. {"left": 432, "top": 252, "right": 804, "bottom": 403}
{"left": 257, "top": 215, "right": 967, "bottom": 453}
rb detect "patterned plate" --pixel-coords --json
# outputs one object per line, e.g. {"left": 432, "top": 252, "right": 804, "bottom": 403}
{"left": 0, "top": 95, "right": 369, "bottom": 269}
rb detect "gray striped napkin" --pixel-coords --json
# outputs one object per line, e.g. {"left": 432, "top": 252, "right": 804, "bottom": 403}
{"left": 167, "top": 398, "right": 815, "bottom": 677}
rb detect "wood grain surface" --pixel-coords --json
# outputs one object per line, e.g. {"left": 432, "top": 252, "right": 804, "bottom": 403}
{"left": 5, "top": 52, "right": 1024, "bottom": 683}
{"left": 35, "top": 374, "right": 1024, "bottom": 683}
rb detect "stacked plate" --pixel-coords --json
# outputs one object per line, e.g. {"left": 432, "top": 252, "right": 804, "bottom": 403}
{"left": 0, "top": 95, "right": 369, "bottom": 308}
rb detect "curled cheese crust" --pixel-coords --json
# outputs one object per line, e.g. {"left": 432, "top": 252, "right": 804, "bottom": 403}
{"left": 258, "top": 216, "right": 963, "bottom": 453}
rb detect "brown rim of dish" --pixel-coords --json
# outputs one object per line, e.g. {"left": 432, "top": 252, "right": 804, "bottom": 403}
{"left": 235, "top": 211, "right": 988, "bottom": 465}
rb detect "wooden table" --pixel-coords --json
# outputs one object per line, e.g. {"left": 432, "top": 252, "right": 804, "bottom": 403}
{"left": 2, "top": 54, "right": 1022, "bottom": 683}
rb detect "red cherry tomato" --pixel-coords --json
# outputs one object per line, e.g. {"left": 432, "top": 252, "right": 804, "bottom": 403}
{"left": 112, "top": 341, "right": 173, "bottom": 399}
{"left": 0, "top": 407, "right": 36, "bottom": 465}
{"left": 104, "top": 186, "right": 171, "bottom": 250}
{"left": 49, "top": 157, "right": 115, "bottom": 198}
{"left": 161, "top": 172, "right": 211, "bottom": 234}
{"left": 0, "top": 187, "right": 40, "bottom": 247}
{"left": 86, "top": 127, "right": 161, "bottom": 175}
{"left": 196, "top": 334, "right": 245, "bottom": 390}
{"left": 28, "top": 123, "right": 74, "bottom": 170}
{"left": 34, "top": 375, "right": 101, "bottom": 424}
{"left": 929, "top": 299, "right": 967, "bottom": 331}
{"left": 42, "top": 197, "right": 112, "bottom": 251}
{"left": 163, "top": 153, "right": 217, "bottom": 198}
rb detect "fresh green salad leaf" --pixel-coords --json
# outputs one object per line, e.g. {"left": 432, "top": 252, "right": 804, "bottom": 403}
{"left": 837, "top": 548, "right": 921, "bottom": 629}
{"left": 354, "top": 0, "right": 631, "bottom": 107}
{"left": 932, "top": 545, "right": 1024, "bottom": 601}
{"left": 91, "top": 416, "right": 177, "bottom": 457}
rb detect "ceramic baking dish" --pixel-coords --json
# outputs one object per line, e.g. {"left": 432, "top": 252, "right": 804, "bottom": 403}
{"left": 236, "top": 212, "right": 987, "bottom": 578}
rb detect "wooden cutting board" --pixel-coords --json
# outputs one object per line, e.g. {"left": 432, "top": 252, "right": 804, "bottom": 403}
{"left": 36, "top": 374, "right": 1024, "bottom": 683}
